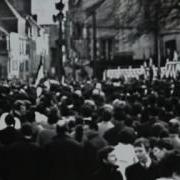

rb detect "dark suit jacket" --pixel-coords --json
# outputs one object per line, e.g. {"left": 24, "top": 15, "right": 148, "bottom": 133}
{"left": 0, "top": 127, "right": 22, "bottom": 145}
{"left": 126, "top": 162, "right": 160, "bottom": 180}
{"left": 3, "top": 138, "right": 40, "bottom": 180}
{"left": 0, "top": 143, "right": 4, "bottom": 180}
{"left": 91, "top": 164, "right": 123, "bottom": 180}
{"left": 42, "top": 134, "right": 84, "bottom": 180}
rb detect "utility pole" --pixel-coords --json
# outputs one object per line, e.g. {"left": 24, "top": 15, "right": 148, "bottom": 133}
{"left": 53, "top": 0, "right": 64, "bottom": 82}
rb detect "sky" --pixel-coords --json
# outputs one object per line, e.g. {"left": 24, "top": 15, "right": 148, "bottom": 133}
{"left": 32, "top": 0, "right": 68, "bottom": 24}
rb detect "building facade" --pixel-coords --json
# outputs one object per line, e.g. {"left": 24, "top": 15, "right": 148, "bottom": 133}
{"left": 0, "top": 23, "right": 9, "bottom": 78}
{"left": 68, "top": 0, "right": 146, "bottom": 79}
{"left": 68, "top": 0, "right": 180, "bottom": 79}
{"left": 0, "top": 0, "right": 50, "bottom": 80}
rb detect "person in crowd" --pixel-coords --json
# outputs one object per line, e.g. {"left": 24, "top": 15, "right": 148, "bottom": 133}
{"left": 83, "top": 118, "right": 108, "bottom": 177}
{"left": 0, "top": 142, "right": 4, "bottom": 180}
{"left": 91, "top": 146, "right": 123, "bottom": 180}
{"left": 103, "top": 99, "right": 128, "bottom": 145}
{"left": 0, "top": 101, "right": 22, "bottom": 130}
{"left": 42, "top": 120, "right": 84, "bottom": 180}
{"left": 2, "top": 123, "right": 40, "bottom": 180}
{"left": 168, "top": 119, "right": 180, "bottom": 149}
{"left": 157, "top": 150, "right": 180, "bottom": 180}
{"left": 126, "top": 137, "right": 160, "bottom": 180}
{"left": 74, "top": 124, "right": 84, "bottom": 143}
{"left": 0, "top": 114, "right": 22, "bottom": 145}
{"left": 98, "top": 104, "right": 114, "bottom": 137}
{"left": 12, "top": 100, "right": 28, "bottom": 124}
{"left": 2, "top": 72, "right": 180, "bottom": 180}
{"left": 151, "top": 138, "right": 174, "bottom": 163}
{"left": 113, "top": 127, "right": 137, "bottom": 180}
{"left": 34, "top": 102, "right": 48, "bottom": 124}
{"left": 36, "top": 108, "right": 59, "bottom": 146}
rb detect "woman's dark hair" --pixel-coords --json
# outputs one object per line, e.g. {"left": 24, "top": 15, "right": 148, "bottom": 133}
{"left": 98, "top": 146, "right": 114, "bottom": 161}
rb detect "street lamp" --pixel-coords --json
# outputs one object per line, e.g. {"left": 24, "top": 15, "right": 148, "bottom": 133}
{"left": 53, "top": 0, "right": 65, "bottom": 82}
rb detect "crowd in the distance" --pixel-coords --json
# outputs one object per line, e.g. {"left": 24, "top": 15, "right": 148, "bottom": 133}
{"left": 0, "top": 76, "right": 180, "bottom": 180}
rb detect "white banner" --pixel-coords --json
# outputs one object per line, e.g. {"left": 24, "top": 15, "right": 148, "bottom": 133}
{"left": 104, "top": 62, "right": 180, "bottom": 80}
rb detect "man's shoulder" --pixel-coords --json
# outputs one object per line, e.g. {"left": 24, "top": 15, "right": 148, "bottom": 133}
{"left": 125, "top": 162, "right": 142, "bottom": 179}
{"left": 126, "top": 162, "right": 141, "bottom": 172}
{"left": 51, "top": 135, "right": 83, "bottom": 148}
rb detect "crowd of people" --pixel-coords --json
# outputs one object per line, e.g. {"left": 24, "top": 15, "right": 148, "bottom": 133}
{"left": 0, "top": 76, "right": 180, "bottom": 180}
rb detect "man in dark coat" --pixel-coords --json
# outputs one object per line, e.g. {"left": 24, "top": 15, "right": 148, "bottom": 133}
{"left": 2, "top": 123, "right": 40, "bottom": 180}
{"left": 0, "top": 142, "right": 4, "bottom": 180}
{"left": 42, "top": 120, "right": 84, "bottom": 180}
{"left": 0, "top": 114, "right": 22, "bottom": 145}
{"left": 91, "top": 146, "right": 123, "bottom": 180}
{"left": 126, "top": 138, "right": 160, "bottom": 180}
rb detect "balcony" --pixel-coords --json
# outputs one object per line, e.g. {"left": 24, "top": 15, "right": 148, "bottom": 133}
{"left": 0, "top": 40, "right": 8, "bottom": 55}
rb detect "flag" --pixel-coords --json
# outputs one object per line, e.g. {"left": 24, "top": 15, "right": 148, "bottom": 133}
{"left": 35, "top": 56, "right": 44, "bottom": 87}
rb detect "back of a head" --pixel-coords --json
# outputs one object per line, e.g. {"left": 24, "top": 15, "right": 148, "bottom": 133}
{"left": 5, "top": 114, "right": 15, "bottom": 127}
{"left": 101, "top": 104, "right": 113, "bottom": 122}
{"left": 160, "top": 138, "right": 174, "bottom": 150}
{"left": 48, "top": 108, "right": 60, "bottom": 125}
{"left": 102, "top": 109, "right": 112, "bottom": 122}
{"left": 125, "top": 114, "right": 133, "bottom": 127}
{"left": 117, "top": 127, "right": 136, "bottom": 144}
{"left": 152, "top": 123, "right": 169, "bottom": 138}
{"left": 81, "top": 104, "right": 94, "bottom": 118}
{"left": 25, "top": 109, "right": 35, "bottom": 123}
{"left": 113, "top": 100, "right": 126, "bottom": 121}
{"left": 21, "top": 122, "right": 33, "bottom": 138}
